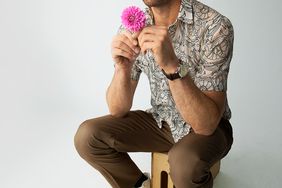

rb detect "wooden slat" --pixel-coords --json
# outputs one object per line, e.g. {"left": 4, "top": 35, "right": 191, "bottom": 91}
{"left": 151, "top": 152, "right": 220, "bottom": 188}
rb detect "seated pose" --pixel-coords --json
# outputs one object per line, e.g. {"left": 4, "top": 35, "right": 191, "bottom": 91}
{"left": 74, "top": 0, "right": 234, "bottom": 187}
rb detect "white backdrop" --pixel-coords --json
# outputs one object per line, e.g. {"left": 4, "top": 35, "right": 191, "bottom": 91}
{"left": 0, "top": 0, "right": 282, "bottom": 187}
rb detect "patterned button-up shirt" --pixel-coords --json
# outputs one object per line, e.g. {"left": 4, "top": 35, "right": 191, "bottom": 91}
{"left": 117, "top": 0, "right": 234, "bottom": 143}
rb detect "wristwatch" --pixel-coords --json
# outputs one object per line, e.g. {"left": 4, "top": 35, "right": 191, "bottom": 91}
{"left": 161, "top": 60, "right": 189, "bottom": 80}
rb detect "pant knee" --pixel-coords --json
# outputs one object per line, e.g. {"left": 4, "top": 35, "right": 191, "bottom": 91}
{"left": 168, "top": 148, "right": 209, "bottom": 183}
{"left": 74, "top": 119, "right": 99, "bottom": 158}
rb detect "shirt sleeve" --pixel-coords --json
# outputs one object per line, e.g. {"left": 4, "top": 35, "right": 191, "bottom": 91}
{"left": 194, "top": 16, "right": 234, "bottom": 91}
{"left": 116, "top": 25, "right": 142, "bottom": 81}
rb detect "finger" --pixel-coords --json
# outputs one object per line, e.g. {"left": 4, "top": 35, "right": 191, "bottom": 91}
{"left": 121, "top": 31, "right": 139, "bottom": 48}
{"left": 138, "top": 33, "right": 157, "bottom": 49}
{"left": 113, "top": 34, "right": 140, "bottom": 54}
{"left": 117, "top": 34, "right": 140, "bottom": 54}
{"left": 123, "top": 31, "right": 139, "bottom": 46}
{"left": 140, "top": 41, "right": 155, "bottom": 54}
{"left": 139, "top": 26, "right": 168, "bottom": 44}
{"left": 112, "top": 40, "right": 136, "bottom": 57}
{"left": 141, "top": 26, "right": 167, "bottom": 35}
{"left": 112, "top": 48, "right": 136, "bottom": 61}
{"left": 132, "top": 31, "right": 141, "bottom": 40}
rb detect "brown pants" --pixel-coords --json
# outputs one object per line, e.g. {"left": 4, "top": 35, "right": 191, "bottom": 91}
{"left": 74, "top": 110, "right": 233, "bottom": 188}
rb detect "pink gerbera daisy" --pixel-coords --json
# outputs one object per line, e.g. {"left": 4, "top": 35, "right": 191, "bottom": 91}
{"left": 121, "top": 6, "right": 146, "bottom": 32}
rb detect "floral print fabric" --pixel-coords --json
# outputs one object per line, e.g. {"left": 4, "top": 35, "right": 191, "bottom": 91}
{"left": 117, "top": 0, "right": 234, "bottom": 143}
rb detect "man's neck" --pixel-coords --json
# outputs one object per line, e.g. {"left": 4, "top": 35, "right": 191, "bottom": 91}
{"left": 150, "top": 0, "right": 181, "bottom": 27}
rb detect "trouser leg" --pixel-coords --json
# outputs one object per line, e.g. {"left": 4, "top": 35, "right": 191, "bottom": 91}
{"left": 74, "top": 110, "right": 174, "bottom": 188}
{"left": 167, "top": 118, "right": 233, "bottom": 188}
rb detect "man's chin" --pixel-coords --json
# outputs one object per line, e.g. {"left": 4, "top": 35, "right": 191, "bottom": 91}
{"left": 143, "top": 0, "right": 169, "bottom": 7}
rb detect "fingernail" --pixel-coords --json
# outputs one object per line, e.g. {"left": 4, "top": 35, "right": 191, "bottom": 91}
{"left": 133, "top": 40, "right": 138, "bottom": 45}
{"left": 134, "top": 47, "right": 140, "bottom": 54}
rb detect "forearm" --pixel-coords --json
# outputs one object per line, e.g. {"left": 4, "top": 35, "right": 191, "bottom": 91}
{"left": 168, "top": 75, "right": 222, "bottom": 135}
{"left": 106, "top": 67, "right": 134, "bottom": 117}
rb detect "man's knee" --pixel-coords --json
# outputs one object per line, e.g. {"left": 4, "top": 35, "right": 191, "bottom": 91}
{"left": 168, "top": 146, "right": 209, "bottom": 183}
{"left": 74, "top": 118, "right": 103, "bottom": 158}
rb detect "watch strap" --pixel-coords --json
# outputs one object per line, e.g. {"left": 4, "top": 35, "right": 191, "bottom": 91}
{"left": 161, "top": 68, "right": 181, "bottom": 80}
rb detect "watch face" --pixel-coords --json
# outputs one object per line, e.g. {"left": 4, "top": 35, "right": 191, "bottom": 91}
{"left": 179, "top": 63, "right": 189, "bottom": 78}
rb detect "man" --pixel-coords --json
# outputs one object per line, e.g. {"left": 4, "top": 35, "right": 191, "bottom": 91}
{"left": 74, "top": 0, "right": 234, "bottom": 187}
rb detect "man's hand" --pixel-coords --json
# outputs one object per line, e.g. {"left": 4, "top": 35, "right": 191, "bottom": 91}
{"left": 138, "top": 26, "right": 178, "bottom": 73}
{"left": 111, "top": 32, "right": 141, "bottom": 70}
{"left": 107, "top": 31, "right": 141, "bottom": 117}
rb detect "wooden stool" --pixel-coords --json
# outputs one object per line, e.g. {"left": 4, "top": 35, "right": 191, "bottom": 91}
{"left": 151, "top": 152, "right": 220, "bottom": 188}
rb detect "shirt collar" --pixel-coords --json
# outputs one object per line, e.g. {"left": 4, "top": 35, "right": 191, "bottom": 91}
{"left": 145, "top": 0, "right": 194, "bottom": 26}
{"left": 178, "top": 0, "right": 194, "bottom": 24}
